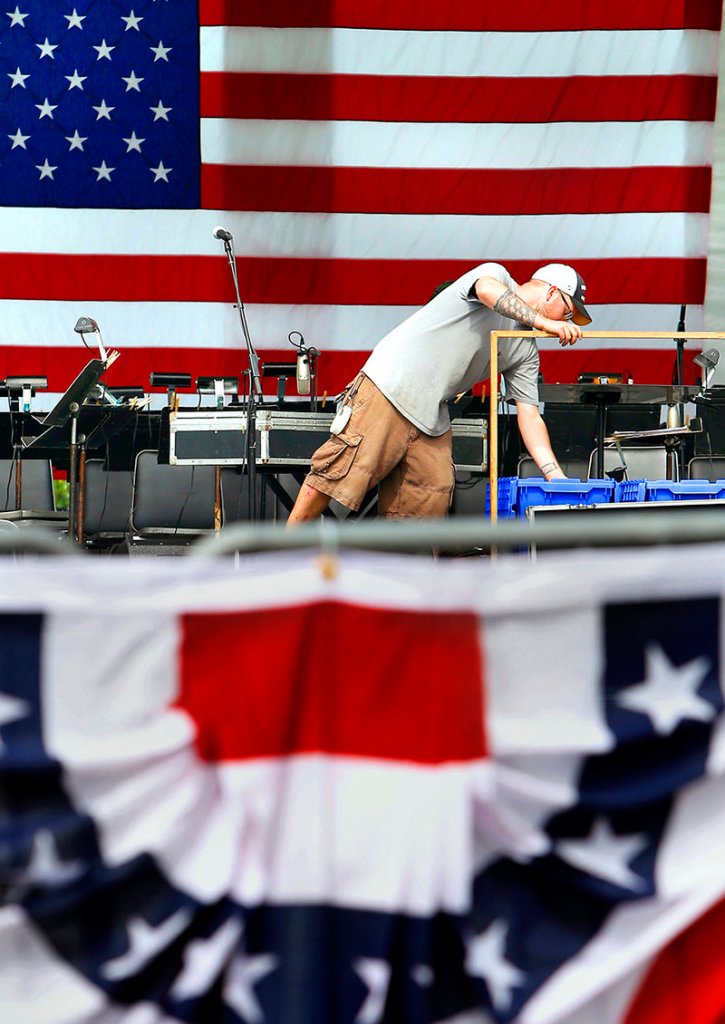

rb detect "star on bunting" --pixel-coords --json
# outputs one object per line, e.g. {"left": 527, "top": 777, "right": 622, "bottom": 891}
{"left": 465, "top": 919, "right": 525, "bottom": 1013}
{"left": 0, "top": 692, "right": 30, "bottom": 747}
{"left": 13, "top": 830, "right": 85, "bottom": 889}
{"left": 224, "top": 951, "right": 279, "bottom": 1022}
{"left": 353, "top": 959, "right": 391, "bottom": 1024}
{"left": 556, "top": 817, "right": 649, "bottom": 890}
{"left": 101, "top": 909, "right": 193, "bottom": 980}
{"left": 170, "top": 918, "right": 243, "bottom": 1001}
{"left": 617, "top": 643, "right": 714, "bottom": 733}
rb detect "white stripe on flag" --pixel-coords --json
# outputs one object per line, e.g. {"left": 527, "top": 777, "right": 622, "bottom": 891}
{"left": 201, "top": 119, "right": 713, "bottom": 171}
{"left": 200, "top": 27, "right": 719, "bottom": 78}
{"left": 0, "top": 302, "right": 705, "bottom": 350}
{"left": 0, "top": 210, "right": 707, "bottom": 260}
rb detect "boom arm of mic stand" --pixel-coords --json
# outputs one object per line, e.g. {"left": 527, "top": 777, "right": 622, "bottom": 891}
{"left": 223, "top": 240, "right": 262, "bottom": 398}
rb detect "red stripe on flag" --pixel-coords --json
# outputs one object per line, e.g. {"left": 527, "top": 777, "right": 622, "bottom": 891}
{"left": 3, "top": 347, "right": 697, "bottom": 399}
{"left": 0, "top": 256, "right": 708, "bottom": 305}
{"left": 178, "top": 603, "right": 487, "bottom": 764}
{"left": 200, "top": 73, "right": 717, "bottom": 124}
{"left": 622, "top": 896, "right": 725, "bottom": 1024}
{"left": 201, "top": 165, "right": 712, "bottom": 216}
{"left": 198, "top": 0, "right": 722, "bottom": 31}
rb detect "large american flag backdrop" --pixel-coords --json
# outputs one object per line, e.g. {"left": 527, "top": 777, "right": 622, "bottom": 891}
{"left": 2, "top": 547, "right": 725, "bottom": 1023}
{"left": 0, "top": 1, "right": 721, "bottom": 397}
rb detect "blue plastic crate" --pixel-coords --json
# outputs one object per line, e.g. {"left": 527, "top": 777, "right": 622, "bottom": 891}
{"left": 514, "top": 478, "right": 615, "bottom": 518}
{"left": 485, "top": 477, "right": 518, "bottom": 519}
{"left": 615, "top": 480, "right": 647, "bottom": 503}
{"left": 645, "top": 480, "right": 725, "bottom": 502}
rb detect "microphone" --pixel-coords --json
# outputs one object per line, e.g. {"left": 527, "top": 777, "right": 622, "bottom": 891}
{"left": 296, "top": 348, "right": 311, "bottom": 395}
{"left": 212, "top": 225, "right": 233, "bottom": 242}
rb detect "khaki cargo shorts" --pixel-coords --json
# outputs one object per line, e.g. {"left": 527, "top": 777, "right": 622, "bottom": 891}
{"left": 304, "top": 374, "right": 454, "bottom": 517}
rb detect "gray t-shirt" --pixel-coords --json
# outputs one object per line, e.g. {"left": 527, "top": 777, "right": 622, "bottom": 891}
{"left": 362, "top": 262, "right": 540, "bottom": 436}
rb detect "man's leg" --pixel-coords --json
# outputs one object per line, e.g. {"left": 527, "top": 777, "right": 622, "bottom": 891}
{"left": 287, "top": 484, "right": 331, "bottom": 526}
{"left": 378, "top": 428, "right": 454, "bottom": 518}
{"left": 287, "top": 376, "right": 411, "bottom": 526}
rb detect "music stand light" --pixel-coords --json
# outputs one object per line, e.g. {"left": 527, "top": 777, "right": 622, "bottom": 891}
{"left": 694, "top": 348, "right": 720, "bottom": 392}
{"left": 5, "top": 376, "right": 48, "bottom": 413}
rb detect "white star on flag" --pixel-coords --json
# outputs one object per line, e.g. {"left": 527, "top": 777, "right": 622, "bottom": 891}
{"left": 35, "top": 99, "right": 57, "bottom": 119}
{"left": 150, "top": 40, "right": 172, "bottom": 61}
{"left": 353, "top": 959, "right": 391, "bottom": 1023}
{"left": 92, "top": 100, "right": 114, "bottom": 120}
{"left": 556, "top": 817, "right": 649, "bottom": 890}
{"left": 6, "top": 6, "right": 28, "bottom": 27}
{"left": 14, "top": 830, "right": 85, "bottom": 889}
{"left": 122, "top": 70, "right": 144, "bottom": 92}
{"left": 92, "top": 161, "right": 114, "bottom": 181}
{"left": 65, "top": 130, "right": 87, "bottom": 151}
{"left": 170, "top": 917, "right": 243, "bottom": 1001}
{"left": 8, "top": 128, "right": 29, "bottom": 150}
{"left": 36, "top": 160, "right": 57, "bottom": 180}
{"left": 122, "top": 131, "right": 144, "bottom": 152}
{"left": 617, "top": 643, "right": 714, "bottom": 734}
{"left": 64, "top": 8, "right": 85, "bottom": 29}
{"left": 64, "top": 69, "right": 86, "bottom": 90}
{"left": 0, "top": 691, "right": 30, "bottom": 747}
{"left": 93, "top": 40, "right": 115, "bottom": 60}
{"left": 101, "top": 909, "right": 193, "bottom": 981}
{"left": 36, "top": 38, "right": 58, "bottom": 59}
{"left": 465, "top": 919, "right": 525, "bottom": 1013}
{"left": 151, "top": 161, "right": 172, "bottom": 182}
{"left": 121, "top": 9, "right": 143, "bottom": 30}
{"left": 411, "top": 964, "right": 434, "bottom": 988}
{"left": 224, "top": 951, "right": 278, "bottom": 1023}
{"left": 7, "top": 67, "right": 29, "bottom": 88}
{"left": 150, "top": 100, "right": 171, "bottom": 121}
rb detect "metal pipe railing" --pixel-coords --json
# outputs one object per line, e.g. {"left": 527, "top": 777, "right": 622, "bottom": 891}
{"left": 191, "top": 509, "right": 725, "bottom": 558}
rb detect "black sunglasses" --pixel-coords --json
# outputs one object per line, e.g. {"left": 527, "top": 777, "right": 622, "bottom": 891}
{"left": 558, "top": 289, "right": 574, "bottom": 322}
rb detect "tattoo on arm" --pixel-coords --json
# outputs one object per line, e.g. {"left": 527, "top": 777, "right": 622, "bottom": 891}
{"left": 493, "top": 288, "right": 539, "bottom": 327}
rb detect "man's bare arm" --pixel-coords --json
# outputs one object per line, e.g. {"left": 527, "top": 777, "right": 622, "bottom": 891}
{"left": 492, "top": 288, "right": 539, "bottom": 328}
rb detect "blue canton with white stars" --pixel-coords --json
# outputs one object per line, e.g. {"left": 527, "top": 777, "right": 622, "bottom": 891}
{"left": 0, "top": 0, "right": 200, "bottom": 207}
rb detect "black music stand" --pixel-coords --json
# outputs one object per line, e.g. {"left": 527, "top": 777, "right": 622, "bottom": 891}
{"left": 22, "top": 357, "right": 117, "bottom": 541}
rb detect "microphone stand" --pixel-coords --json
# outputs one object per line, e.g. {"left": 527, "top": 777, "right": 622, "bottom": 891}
{"left": 220, "top": 235, "right": 263, "bottom": 521}
{"left": 668, "top": 305, "right": 688, "bottom": 480}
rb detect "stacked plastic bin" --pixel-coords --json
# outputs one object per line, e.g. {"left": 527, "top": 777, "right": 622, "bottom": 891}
{"left": 485, "top": 478, "right": 616, "bottom": 518}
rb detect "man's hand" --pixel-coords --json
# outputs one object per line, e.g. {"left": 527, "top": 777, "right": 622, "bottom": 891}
{"left": 537, "top": 317, "right": 582, "bottom": 346}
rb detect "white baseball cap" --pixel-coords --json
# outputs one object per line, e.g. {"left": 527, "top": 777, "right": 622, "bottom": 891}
{"left": 532, "top": 263, "right": 592, "bottom": 325}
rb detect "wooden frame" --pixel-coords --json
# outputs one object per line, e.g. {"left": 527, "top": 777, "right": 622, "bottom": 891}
{"left": 488, "top": 330, "right": 725, "bottom": 522}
